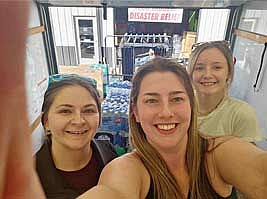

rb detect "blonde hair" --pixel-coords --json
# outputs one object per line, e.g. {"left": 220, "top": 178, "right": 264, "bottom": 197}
{"left": 187, "top": 41, "right": 234, "bottom": 89}
{"left": 129, "top": 57, "right": 216, "bottom": 199}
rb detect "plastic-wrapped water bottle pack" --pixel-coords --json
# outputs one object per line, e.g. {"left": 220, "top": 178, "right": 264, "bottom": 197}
{"left": 102, "top": 81, "right": 131, "bottom": 115}
{"left": 96, "top": 80, "right": 132, "bottom": 155}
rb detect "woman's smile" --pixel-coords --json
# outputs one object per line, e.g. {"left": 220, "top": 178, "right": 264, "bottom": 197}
{"left": 155, "top": 123, "right": 178, "bottom": 135}
{"left": 65, "top": 129, "right": 89, "bottom": 135}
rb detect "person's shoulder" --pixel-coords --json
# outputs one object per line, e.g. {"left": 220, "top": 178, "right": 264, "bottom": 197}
{"left": 101, "top": 151, "right": 148, "bottom": 182}
{"left": 205, "top": 135, "right": 262, "bottom": 154}
{"left": 228, "top": 97, "right": 254, "bottom": 109}
{"left": 205, "top": 136, "right": 241, "bottom": 152}
{"left": 226, "top": 97, "right": 256, "bottom": 115}
{"left": 98, "top": 151, "right": 150, "bottom": 198}
{"left": 106, "top": 151, "right": 145, "bottom": 171}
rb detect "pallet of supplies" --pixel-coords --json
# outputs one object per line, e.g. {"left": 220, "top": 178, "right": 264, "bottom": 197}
{"left": 180, "top": 31, "right": 197, "bottom": 59}
{"left": 58, "top": 65, "right": 104, "bottom": 99}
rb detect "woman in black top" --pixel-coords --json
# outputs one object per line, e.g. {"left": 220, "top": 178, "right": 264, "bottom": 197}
{"left": 79, "top": 58, "right": 267, "bottom": 199}
{"left": 36, "top": 76, "right": 117, "bottom": 199}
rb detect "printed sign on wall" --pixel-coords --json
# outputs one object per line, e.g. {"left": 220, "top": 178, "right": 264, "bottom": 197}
{"left": 128, "top": 8, "right": 183, "bottom": 23}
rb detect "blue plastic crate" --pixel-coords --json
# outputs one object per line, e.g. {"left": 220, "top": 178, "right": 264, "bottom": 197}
{"left": 100, "top": 114, "right": 128, "bottom": 133}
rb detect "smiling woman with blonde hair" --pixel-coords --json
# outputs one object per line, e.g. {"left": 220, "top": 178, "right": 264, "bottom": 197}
{"left": 187, "top": 41, "right": 263, "bottom": 198}
{"left": 187, "top": 41, "right": 262, "bottom": 143}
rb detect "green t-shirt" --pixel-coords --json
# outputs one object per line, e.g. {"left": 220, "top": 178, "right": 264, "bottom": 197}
{"left": 198, "top": 96, "right": 262, "bottom": 142}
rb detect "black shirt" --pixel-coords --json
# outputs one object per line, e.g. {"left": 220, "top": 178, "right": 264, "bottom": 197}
{"left": 36, "top": 139, "right": 117, "bottom": 199}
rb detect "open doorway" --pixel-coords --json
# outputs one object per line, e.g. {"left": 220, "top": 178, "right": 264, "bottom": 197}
{"left": 74, "top": 16, "right": 99, "bottom": 65}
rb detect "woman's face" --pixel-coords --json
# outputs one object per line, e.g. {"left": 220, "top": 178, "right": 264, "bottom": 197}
{"left": 45, "top": 85, "right": 99, "bottom": 151}
{"left": 192, "top": 47, "right": 229, "bottom": 97}
{"left": 133, "top": 71, "right": 191, "bottom": 152}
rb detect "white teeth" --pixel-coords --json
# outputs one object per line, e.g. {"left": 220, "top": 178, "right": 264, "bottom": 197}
{"left": 67, "top": 130, "right": 87, "bottom": 134}
{"left": 157, "top": 124, "right": 176, "bottom": 130}
{"left": 201, "top": 82, "right": 215, "bottom": 86}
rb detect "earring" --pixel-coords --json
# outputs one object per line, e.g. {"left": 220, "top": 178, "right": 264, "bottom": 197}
{"left": 46, "top": 129, "right": 51, "bottom": 135}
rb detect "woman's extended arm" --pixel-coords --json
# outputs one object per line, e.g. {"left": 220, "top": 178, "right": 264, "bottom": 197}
{"left": 0, "top": 2, "right": 45, "bottom": 198}
{"left": 212, "top": 137, "right": 267, "bottom": 199}
{"left": 77, "top": 185, "right": 127, "bottom": 199}
{"left": 77, "top": 153, "right": 149, "bottom": 199}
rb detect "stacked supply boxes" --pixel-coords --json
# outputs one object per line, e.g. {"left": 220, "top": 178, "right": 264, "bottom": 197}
{"left": 96, "top": 80, "right": 131, "bottom": 155}
{"left": 180, "top": 31, "right": 197, "bottom": 58}
{"left": 90, "top": 63, "right": 108, "bottom": 98}
{"left": 58, "top": 65, "right": 104, "bottom": 99}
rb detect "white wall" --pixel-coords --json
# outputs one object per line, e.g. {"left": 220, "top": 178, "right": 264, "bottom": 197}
{"left": 238, "top": 5, "right": 267, "bottom": 36}
{"left": 230, "top": 1, "right": 267, "bottom": 149}
{"left": 197, "top": 9, "right": 230, "bottom": 42}
{"left": 101, "top": 8, "right": 113, "bottom": 47}
{"left": 49, "top": 7, "right": 104, "bottom": 65}
{"left": 102, "top": 8, "right": 116, "bottom": 68}
{"left": 28, "top": 1, "right": 49, "bottom": 153}
{"left": 49, "top": 7, "right": 97, "bottom": 47}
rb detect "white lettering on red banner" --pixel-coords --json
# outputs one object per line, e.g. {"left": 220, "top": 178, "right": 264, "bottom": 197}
{"left": 128, "top": 8, "right": 183, "bottom": 23}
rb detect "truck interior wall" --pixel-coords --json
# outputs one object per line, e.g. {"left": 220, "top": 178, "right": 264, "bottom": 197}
{"left": 49, "top": 7, "right": 99, "bottom": 66}
{"left": 28, "top": 1, "right": 267, "bottom": 151}
{"left": 102, "top": 8, "right": 115, "bottom": 68}
{"left": 197, "top": 9, "right": 230, "bottom": 42}
{"left": 28, "top": 1, "right": 49, "bottom": 153}
{"left": 230, "top": 1, "right": 267, "bottom": 148}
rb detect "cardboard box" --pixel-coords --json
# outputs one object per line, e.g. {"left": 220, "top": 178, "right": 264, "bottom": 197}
{"left": 58, "top": 65, "right": 104, "bottom": 99}
{"left": 180, "top": 31, "right": 197, "bottom": 58}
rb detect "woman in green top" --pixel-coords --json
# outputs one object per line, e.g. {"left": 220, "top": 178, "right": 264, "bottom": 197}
{"left": 187, "top": 41, "right": 263, "bottom": 198}
{"left": 187, "top": 41, "right": 262, "bottom": 142}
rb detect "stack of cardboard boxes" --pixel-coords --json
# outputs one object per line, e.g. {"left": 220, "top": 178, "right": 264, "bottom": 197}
{"left": 58, "top": 65, "right": 104, "bottom": 99}
{"left": 180, "top": 31, "right": 197, "bottom": 59}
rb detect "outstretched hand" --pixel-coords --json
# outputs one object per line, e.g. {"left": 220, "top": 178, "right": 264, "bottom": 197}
{"left": 0, "top": 2, "right": 45, "bottom": 198}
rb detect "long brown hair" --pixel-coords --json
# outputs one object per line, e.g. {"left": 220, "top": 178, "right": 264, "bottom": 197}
{"left": 41, "top": 76, "right": 102, "bottom": 132}
{"left": 129, "top": 57, "right": 216, "bottom": 199}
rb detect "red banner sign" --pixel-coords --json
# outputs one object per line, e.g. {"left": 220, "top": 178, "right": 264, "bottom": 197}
{"left": 128, "top": 8, "right": 183, "bottom": 23}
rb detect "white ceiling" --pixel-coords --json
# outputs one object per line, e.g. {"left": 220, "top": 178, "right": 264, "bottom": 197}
{"left": 37, "top": 0, "right": 252, "bottom": 8}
